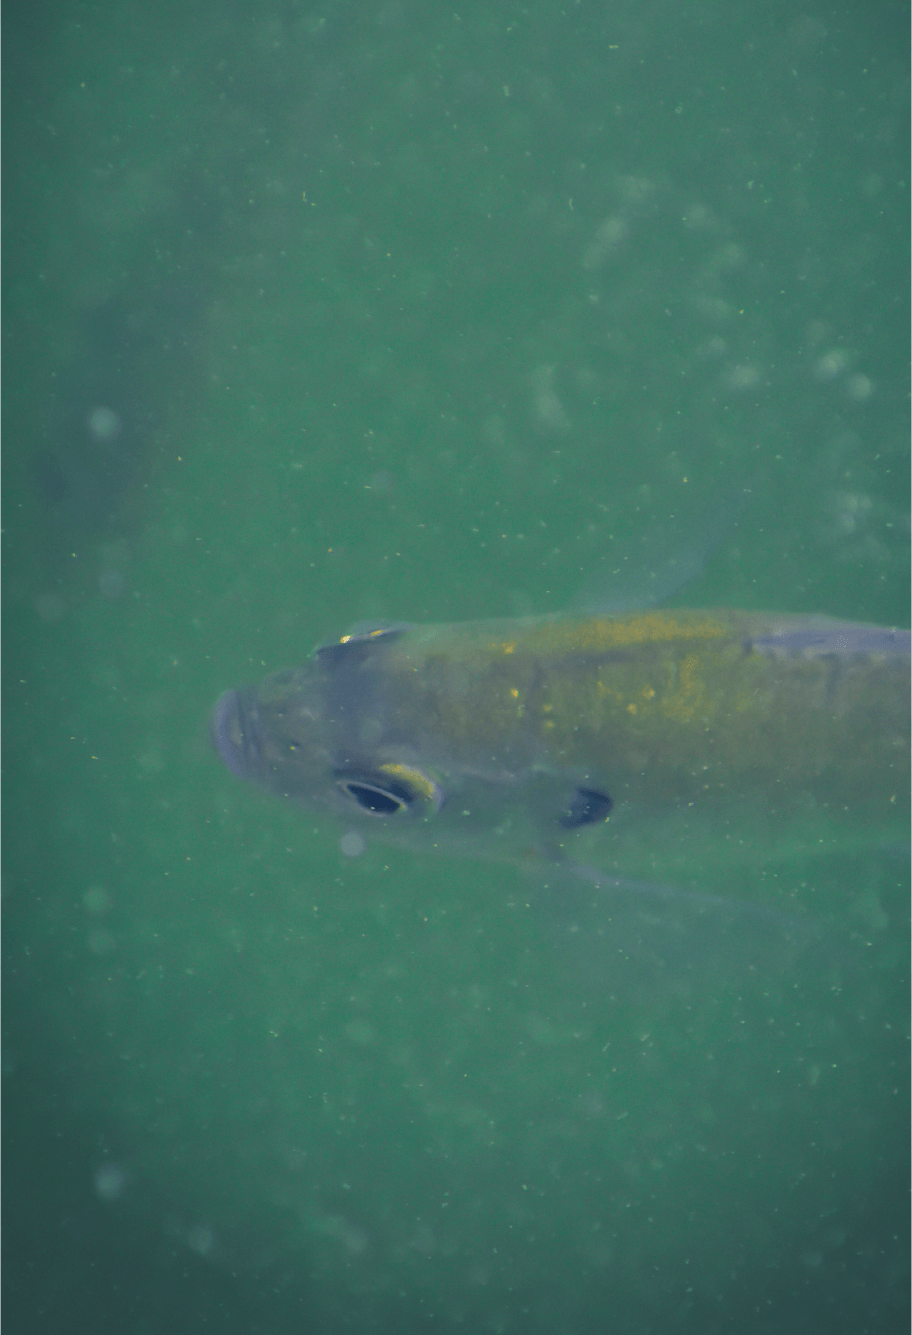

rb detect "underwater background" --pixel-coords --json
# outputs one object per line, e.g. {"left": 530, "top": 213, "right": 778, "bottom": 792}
{"left": 4, "top": 2, "right": 909, "bottom": 1332}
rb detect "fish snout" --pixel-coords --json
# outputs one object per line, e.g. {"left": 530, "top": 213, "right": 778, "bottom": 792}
{"left": 211, "top": 688, "right": 257, "bottom": 781}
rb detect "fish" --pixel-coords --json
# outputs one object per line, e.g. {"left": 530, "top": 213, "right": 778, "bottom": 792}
{"left": 212, "top": 610, "right": 909, "bottom": 900}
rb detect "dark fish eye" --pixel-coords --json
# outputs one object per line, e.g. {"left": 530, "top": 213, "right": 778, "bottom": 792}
{"left": 341, "top": 780, "right": 410, "bottom": 816}
{"left": 559, "top": 787, "right": 613, "bottom": 829}
{"left": 336, "top": 773, "right": 417, "bottom": 817}
{"left": 335, "top": 764, "right": 443, "bottom": 818}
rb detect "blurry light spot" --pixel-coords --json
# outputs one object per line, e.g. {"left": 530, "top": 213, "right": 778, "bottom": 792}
{"left": 708, "top": 241, "right": 745, "bottom": 272}
{"left": 340, "top": 831, "right": 366, "bottom": 858}
{"left": 35, "top": 594, "right": 66, "bottom": 622}
{"left": 88, "top": 406, "right": 122, "bottom": 444}
{"left": 691, "top": 293, "right": 733, "bottom": 323}
{"left": 722, "top": 363, "right": 764, "bottom": 392}
{"left": 681, "top": 202, "right": 717, "bottom": 231}
{"left": 366, "top": 470, "right": 394, "bottom": 495}
{"left": 846, "top": 373, "right": 873, "bottom": 401}
{"left": 316, "top": 1214, "right": 369, "bottom": 1255}
{"left": 83, "top": 885, "right": 111, "bottom": 915}
{"left": 186, "top": 1224, "right": 216, "bottom": 1256}
{"left": 98, "top": 568, "right": 126, "bottom": 599}
{"left": 95, "top": 1162, "right": 127, "bottom": 1201}
{"left": 695, "top": 335, "right": 728, "bottom": 359}
{"left": 582, "top": 215, "right": 629, "bottom": 269}
{"left": 137, "top": 742, "right": 165, "bottom": 774}
{"left": 823, "top": 490, "right": 872, "bottom": 538}
{"left": 530, "top": 365, "right": 570, "bottom": 433}
{"left": 814, "top": 349, "right": 850, "bottom": 381}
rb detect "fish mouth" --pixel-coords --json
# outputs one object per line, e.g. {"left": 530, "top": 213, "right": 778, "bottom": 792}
{"left": 211, "top": 688, "right": 260, "bottom": 781}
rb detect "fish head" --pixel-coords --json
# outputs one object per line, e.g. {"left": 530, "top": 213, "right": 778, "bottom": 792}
{"left": 211, "top": 625, "right": 616, "bottom": 862}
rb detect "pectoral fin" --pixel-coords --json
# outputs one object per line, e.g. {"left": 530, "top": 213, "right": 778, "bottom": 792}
{"left": 526, "top": 860, "right": 821, "bottom": 1002}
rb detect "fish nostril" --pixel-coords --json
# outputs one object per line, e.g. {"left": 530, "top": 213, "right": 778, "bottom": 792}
{"left": 211, "top": 689, "right": 251, "bottom": 780}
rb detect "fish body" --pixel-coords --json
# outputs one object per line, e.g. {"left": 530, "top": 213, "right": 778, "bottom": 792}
{"left": 212, "top": 610, "right": 909, "bottom": 880}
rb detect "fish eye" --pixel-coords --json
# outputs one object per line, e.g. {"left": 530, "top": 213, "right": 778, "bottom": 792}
{"left": 340, "top": 780, "right": 411, "bottom": 815}
{"left": 335, "top": 764, "right": 442, "bottom": 818}
{"left": 559, "top": 787, "right": 613, "bottom": 829}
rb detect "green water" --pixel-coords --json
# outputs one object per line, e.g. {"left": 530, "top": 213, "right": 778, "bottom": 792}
{"left": 4, "top": 2, "right": 909, "bottom": 1332}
